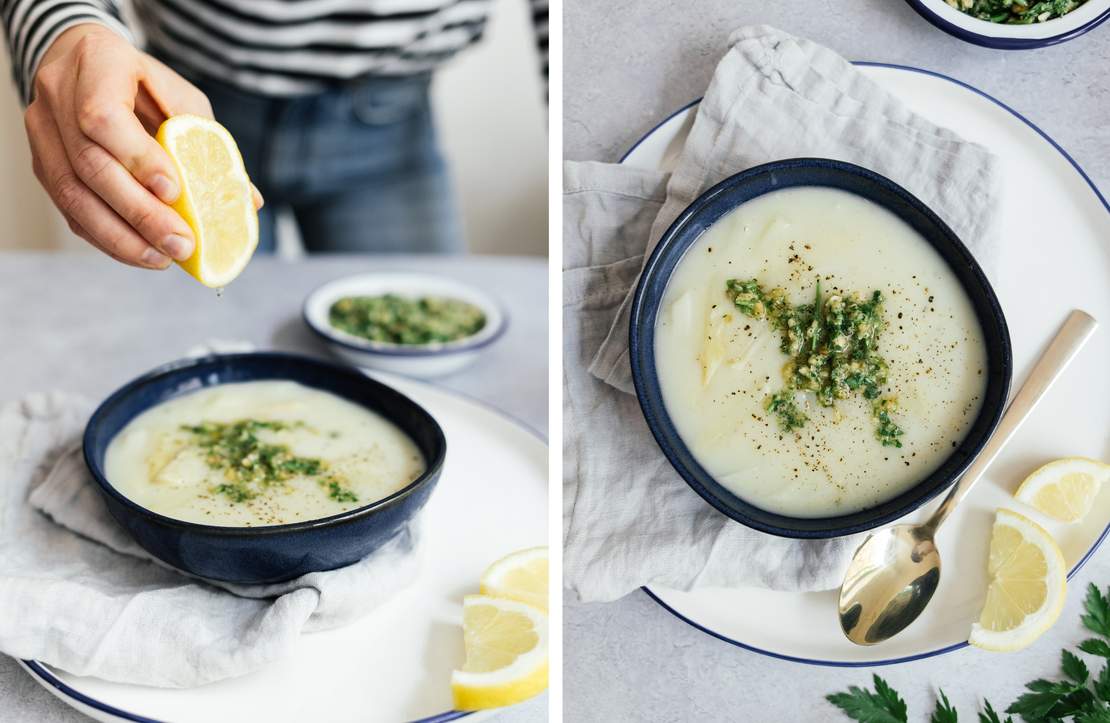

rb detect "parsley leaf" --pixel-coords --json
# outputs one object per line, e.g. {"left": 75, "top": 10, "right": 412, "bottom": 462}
{"left": 1067, "top": 650, "right": 1092, "bottom": 685}
{"left": 1007, "top": 679, "right": 1075, "bottom": 719}
{"left": 978, "top": 700, "right": 1013, "bottom": 723}
{"left": 826, "top": 675, "right": 908, "bottom": 723}
{"left": 1095, "top": 665, "right": 1110, "bottom": 703}
{"left": 1075, "top": 709, "right": 1110, "bottom": 723}
{"left": 1082, "top": 640, "right": 1110, "bottom": 658}
{"left": 1085, "top": 584, "right": 1110, "bottom": 639}
{"left": 931, "top": 690, "right": 958, "bottom": 723}
{"left": 1056, "top": 688, "right": 1099, "bottom": 718}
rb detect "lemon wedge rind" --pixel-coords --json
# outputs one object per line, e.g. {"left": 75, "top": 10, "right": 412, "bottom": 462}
{"left": 969, "top": 508, "right": 1067, "bottom": 653}
{"left": 451, "top": 595, "right": 548, "bottom": 711}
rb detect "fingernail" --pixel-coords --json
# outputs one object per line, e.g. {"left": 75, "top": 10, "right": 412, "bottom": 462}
{"left": 163, "top": 234, "right": 194, "bottom": 261}
{"left": 150, "top": 174, "right": 179, "bottom": 203}
{"left": 141, "top": 247, "right": 171, "bottom": 268}
{"left": 252, "top": 184, "right": 264, "bottom": 209}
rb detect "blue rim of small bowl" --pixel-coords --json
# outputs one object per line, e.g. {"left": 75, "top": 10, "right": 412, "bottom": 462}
{"left": 82, "top": 351, "right": 447, "bottom": 537}
{"left": 903, "top": 0, "right": 1110, "bottom": 49}
{"left": 629, "top": 157, "right": 1012, "bottom": 539}
{"left": 302, "top": 276, "right": 509, "bottom": 359}
{"left": 624, "top": 62, "right": 1109, "bottom": 667}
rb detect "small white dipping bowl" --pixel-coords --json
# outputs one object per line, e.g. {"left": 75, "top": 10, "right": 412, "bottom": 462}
{"left": 303, "top": 272, "right": 507, "bottom": 379}
{"left": 907, "top": 0, "right": 1110, "bottom": 48}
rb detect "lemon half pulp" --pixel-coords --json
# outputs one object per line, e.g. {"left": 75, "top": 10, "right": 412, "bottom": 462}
{"left": 1015, "top": 457, "right": 1109, "bottom": 523}
{"left": 156, "top": 114, "right": 258, "bottom": 288}
{"left": 970, "top": 508, "right": 1067, "bottom": 652}
{"left": 451, "top": 595, "right": 548, "bottom": 710}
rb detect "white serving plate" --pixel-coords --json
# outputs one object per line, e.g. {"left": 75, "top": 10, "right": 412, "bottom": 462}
{"left": 304, "top": 272, "right": 508, "bottom": 379}
{"left": 628, "top": 63, "right": 1110, "bottom": 666}
{"left": 19, "top": 372, "right": 547, "bottom": 720}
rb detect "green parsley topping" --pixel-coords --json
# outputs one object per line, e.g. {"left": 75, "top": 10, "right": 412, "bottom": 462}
{"left": 946, "top": 0, "right": 1086, "bottom": 24}
{"left": 725, "top": 278, "right": 905, "bottom": 447}
{"left": 872, "top": 397, "right": 905, "bottom": 449}
{"left": 180, "top": 419, "right": 359, "bottom": 504}
{"left": 326, "top": 480, "right": 358, "bottom": 503}
{"left": 329, "top": 294, "right": 486, "bottom": 345}
{"left": 766, "top": 391, "right": 808, "bottom": 432}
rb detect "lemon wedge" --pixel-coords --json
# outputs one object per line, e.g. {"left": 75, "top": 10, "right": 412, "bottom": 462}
{"left": 970, "top": 508, "right": 1067, "bottom": 652}
{"left": 480, "top": 546, "right": 548, "bottom": 611}
{"left": 451, "top": 595, "right": 548, "bottom": 710}
{"left": 156, "top": 114, "right": 258, "bottom": 288}
{"left": 1015, "top": 457, "right": 1109, "bottom": 523}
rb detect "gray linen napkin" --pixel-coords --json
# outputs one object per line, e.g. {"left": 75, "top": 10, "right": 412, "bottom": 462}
{"left": 0, "top": 390, "right": 420, "bottom": 688}
{"left": 564, "top": 26, "right": 1000, "bottom": 602}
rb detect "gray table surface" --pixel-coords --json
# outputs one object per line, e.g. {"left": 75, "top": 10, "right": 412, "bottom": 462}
{"left": 565, "top": 0, "right": 1110, "bottom": 193}
{"left": 0, "top": 252, "right": 548, "bottom": 723}
{"left": 564, "top": 2, "right": 1109, "bottom": 721}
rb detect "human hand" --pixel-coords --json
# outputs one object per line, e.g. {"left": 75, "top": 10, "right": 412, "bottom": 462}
{"left": 26, "top": 24, "right": 215, "bottom": 268}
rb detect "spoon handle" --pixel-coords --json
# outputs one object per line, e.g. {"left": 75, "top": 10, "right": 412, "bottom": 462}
{"left": 926, "top": 309, "right": 1099, "bottom": 532}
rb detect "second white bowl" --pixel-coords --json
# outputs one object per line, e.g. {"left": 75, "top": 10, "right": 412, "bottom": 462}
{"left": 303, "top": 272, "right": 507, "bottom": 379}
{"left": 906, "top": 0, "right": 1110, "bottom": 48}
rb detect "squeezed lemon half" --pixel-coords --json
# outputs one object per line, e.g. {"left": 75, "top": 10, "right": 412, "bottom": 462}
{"left": 451, "top": 595, "right": 548, "bottom": 711}
{"left": 1015, "top": 457, "right": 1109, "bottom": 524}
{"left": 969, "top": 508, "right": 1067, "bottom": 652}
{"left": 156, "top": 114, "right": 258, "bottom": 288}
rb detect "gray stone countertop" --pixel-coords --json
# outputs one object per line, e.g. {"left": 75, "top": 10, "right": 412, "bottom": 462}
{"left": 564, "top": 2, "right": 1108, "bottom": 720}
{"left": 0, "top": 252, "right": 547, "bottom": 723}
{"left": 564, "top": 0, "right": 1109, "bottom": 193}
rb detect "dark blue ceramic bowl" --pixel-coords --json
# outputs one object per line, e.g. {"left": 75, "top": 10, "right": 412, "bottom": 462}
{"left": 630, "top": 158, "right": 1012, "bottom": 539}
{"left": 83, "top": 352, "right": 446, "bottom": 584}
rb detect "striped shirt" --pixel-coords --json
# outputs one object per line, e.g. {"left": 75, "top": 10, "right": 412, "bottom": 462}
{"left": 3, "top": 0, "right": 548, "bottom": 103}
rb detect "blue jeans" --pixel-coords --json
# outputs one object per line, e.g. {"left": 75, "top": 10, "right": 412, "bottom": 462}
{"left": 190, "top": 73, "right": 463, "bottom": 254}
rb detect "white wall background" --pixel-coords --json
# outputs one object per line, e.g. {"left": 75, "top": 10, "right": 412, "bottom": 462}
{"left": 433, "top": 0, "right": 548, "bottom": 256}
{"left": 0, "top": 0, "right": 548, "bottom": 257}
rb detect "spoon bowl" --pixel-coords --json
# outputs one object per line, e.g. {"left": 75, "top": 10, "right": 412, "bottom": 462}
{"left": 838, "top": 524, "right": 941, "bottom": 645}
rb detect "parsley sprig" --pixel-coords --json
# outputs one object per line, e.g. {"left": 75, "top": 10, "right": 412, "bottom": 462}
{"left": 827, "top": 584, "right": 1110, "bottom": 723}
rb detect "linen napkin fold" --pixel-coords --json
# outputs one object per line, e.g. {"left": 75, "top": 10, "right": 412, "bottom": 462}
{"left": 0, "top": 382, "right": 420, "bottom": 687}
{"left": 564, "top": 26, "right": 1000, "bottom": 602}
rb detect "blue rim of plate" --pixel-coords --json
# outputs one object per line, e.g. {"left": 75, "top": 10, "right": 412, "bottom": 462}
{"left": 625, "top": 61, "right": 1110, "bottom": 666}
{"left": 642, "top": 529, "right": 1110, "bottom": 668}
{"left": 903, "top": 0, "right": 1110, "bottom": 49}
{"left": 302, "top": 275, "right": 510, "bottom": 359}
{"left": 20, "top": 373, "right": 548, "bottom": 722}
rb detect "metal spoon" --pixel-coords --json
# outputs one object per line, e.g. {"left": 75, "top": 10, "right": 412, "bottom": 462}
{"left": 838, "top": 309, "right": 1099, "bottom": 646}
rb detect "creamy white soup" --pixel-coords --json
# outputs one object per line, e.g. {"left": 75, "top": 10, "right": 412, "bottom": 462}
{"left": 105, "top": 381, "right": 426, "bottom": 526}
{"left": 655, "top": 187, "right": 988, "bottom": 518}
